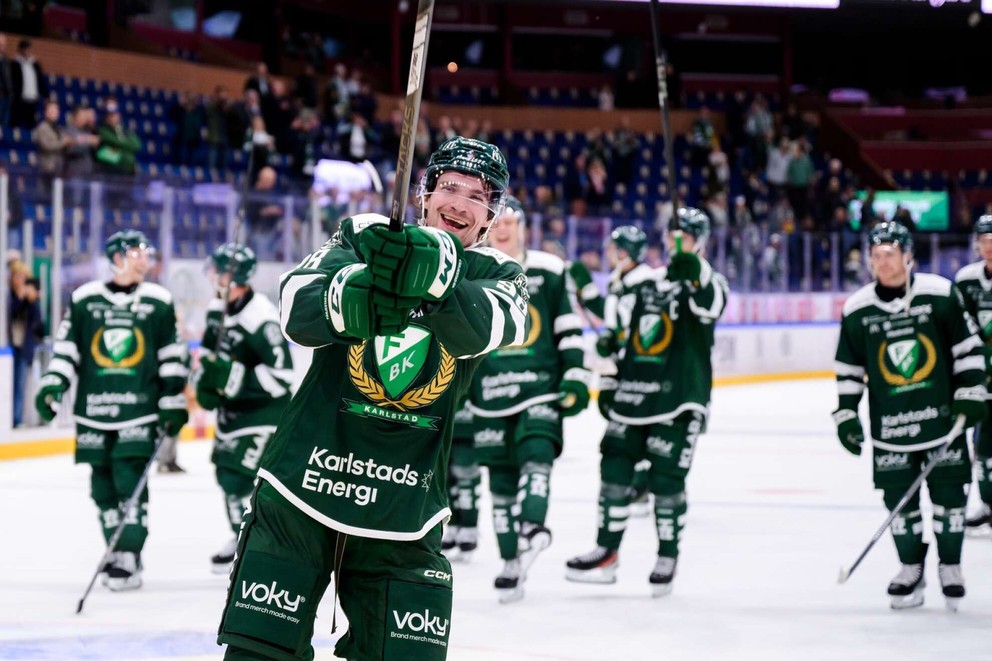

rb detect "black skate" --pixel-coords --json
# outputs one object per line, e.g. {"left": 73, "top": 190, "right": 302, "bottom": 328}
{"left": 964, "top": 504, "right": 991, "bottom": 537}
{"left": 441, "top": 526, "right": 458, "bottom": 552}
{"left": 106, "top": 552, "right": 143, "bottom": 592}
{"left": 649, "top": 556, "right": 677, "bottom": 597}
{"left": 495, "top": 558, "right": 524, "bottom": 604}
{"left": 211, "top": 538, "right": 238, "bottom": 575}
{"left": 565, "top": 546, "right": 619, "bottom": 584}
{"left": 938, "top": 564, "right": 965, "bottom": 612}
{"left": 100, "top": 552, "right": 118, "bottom": 587}
{"left": 518, "top": 523, "right": 552, "bottom": 577}
{"left": 887, "top": 552, "right": 926, "bottom": 610}
{"left": 455, "top": 527, "right": 478, "bottom": 562}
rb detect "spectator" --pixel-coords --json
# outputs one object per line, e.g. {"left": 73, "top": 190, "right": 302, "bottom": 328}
{"left": 598, "top": 85, "right": 614, "bottom": 112}
{"left": 610, "top": 119, "right": 638, "bottom": 186}
{"left": 11, "top": 39, "right": 46, "bottom": 130}
{"left": 31, "top": 99, "right": 67, "bottom": 178}
{"left": 708, "top": 146, "right": 730, "bottom": 192}
{"left": 174, "top": 92, "right": 203, "bottom": 166}
{"left": 476, "top": 119, "right": 493, "bottom": 144}
{"left": 351, "top": 82, "right": 377, "bottom": 124}
{"left": 859, "top": 187, "right": 879, "bottom": 228}
{"left": 263, "top": 79, "right": 295, "bottom": 153}
{"left": 229, "top": 88, "right": 261, "bottom": 150}
{"left": 203, "top": 86, "right": 230, "bottom": 171}
{"left": 323, "top": 63, "right": 350, "bottom": 126}
{"left": 816, "top": 176, "right": 846, "bottom": 227}
{"left": 0, "top": 34, "right": 12, "bottom": 127}
{"left": 733, "top": 195, "right": 753, "bottom": 228}
{"left": 766, "top": 137, "right": 790, "bottom": 201}
{"left": 768, "top": 197, "right": 796, "bottom": 235}
{"left": 584, "top": 157, "right": 612, "bottom": 211}
{"left": 413, "top": 117, "right": 431, "bottom": 168}
{"left": 247, "top": 115, "right": 275, "bottom": 182}
{"left": 244, "top": 61, "right": 272, "bottom": 98}
{"left": 781, "top": 102, "right": 805, "bottom": 141}
{"left": 564, "top": 152, "right": 589, "bottom": 209}
{"left": 295, "top": 63, "right": 319, "bottom": 110}
{"left": 0, "top": 163, "right": 25, "bottom": 241}
{"left": 724, "top": 89, "right": 748, "bottom": 153}
{"left": 785, "top": 140, "right": 815, "bottom": 222}
{"left": 893, "top": 205, "right": 917, "bottom": 232}
{"left": 337, "top": 111, "right": 378, "bottom": 163}
{"left": 433, "top": 115, "right": 457, "bottom": 149}
{"left": 346, "top": 68, "right": 362, "bottom": 97}
{"left": 744, "top": 96, "right": 773, "bottom": 171}
{"left": 63, "top": 105, "right": 99, "bottom": 179}
{"left": 8, "top": 260, "right": 43, "bottom": 427}
{"left": 288, "top": 108, "right": 323, "bottom": 181}
{"left": 689, "top": 107, "right": 717, "bottom": 168}
{"left": 378, "top": 107, "right": 402, "bottom": 167}
{"left": 96, "top": 106, "right": 141, "bottom": 176}
{"left": 705, "top": 192, "right": 730, "bottom": 232}
{"left": 246, "top": 166, "right": 284, "bottom": 260}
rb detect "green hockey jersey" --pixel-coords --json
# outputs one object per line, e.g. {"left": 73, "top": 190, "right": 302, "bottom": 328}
{"left": 200, "top": 291, "right": 294, "bottom": 436}
{"left": 608, "top": 258, "right": 728, "bottom": 425}
{"left": 47, "top": 280, "right": 188, "bottom": 429}
{"left": 604, "top": 263, "right": 657, "bottom": 351}
{"left": 834, "top": 274, "right": 986, "bottom": 452}
{"left": 257, "top": 214, "right": 530, "bottom": 541}
{"left": 468, "top": 249, "right": 586, "bottom": 417}
{"left": 954, "top": 261, "right": 992, "bottom": 343}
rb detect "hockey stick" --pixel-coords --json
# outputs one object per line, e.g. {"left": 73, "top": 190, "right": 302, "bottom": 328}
{"left": 648, "top": 0, "right": 680, "bottom": 215}
{"left": 388, "top": 0, "right": 435, "bottom": 232}
{"left": 838, "top": 413, "right": 966, "bottom": 585}
{"left": 76, "top": 432, "right": 169, "bottom": 614}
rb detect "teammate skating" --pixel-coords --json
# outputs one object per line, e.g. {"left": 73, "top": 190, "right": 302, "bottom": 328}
{"left": 441, "top": 401, "right": 481, "bottom": 563}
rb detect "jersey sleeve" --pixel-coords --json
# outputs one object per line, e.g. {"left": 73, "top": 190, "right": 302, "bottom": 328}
{"left": 834, "top": 313, "right": 867, "bottom": 412}
{"left": 46, "top": 302, "right": 80, "bottom": 386}
{"left": 244, "top": 320, "right": 296, "bottom": 400}
{"left": 685, "top": 262, "right": 728, "bottom": 324}
{"left": 947, "top": 285, "right": 987, "bottom": 401}
{"left": 199, "top": 298, "right": 224, "bottom": 358}
{"left": 156, "top": 302, "right": 190, "bottom": 398}
{"left": 553, "top": 272, "right": 587, "bottom": 375}
{"left": 428, "top": 251, "right": 530, "bottom": 359}
{"left": 278, "top": 216, "right": 373, "bottom": 348}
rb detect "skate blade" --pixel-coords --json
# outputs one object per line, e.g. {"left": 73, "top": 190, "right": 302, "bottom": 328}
{"left": 944, "top": 597, "right": 962, "bottom": 612}
{"left": 211, "top": 562, "right": 233, "bottom": 575}
{"left": 565, "top": 567, "right": 617, "bottom": 584}
{"left": 651, "top": 583, "right": 673, "bottom": 598}
{"left": 889, "top": 592, "right": 924, "bottom": 610}
{"left": 964, "top": 525, "right": 992, "bottom": 538}
{"left": 519, "top": 536, "right": 552, "bottom": 577}
{"left": 107, "top": 577, "right": 143, "bottom": 592}
{"left": 497, "top": 587, "right": 524, "bottom": 604}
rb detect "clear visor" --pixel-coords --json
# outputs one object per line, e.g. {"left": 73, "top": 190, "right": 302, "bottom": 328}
{"left": 124, "top": 244, "right": 157, "bottom": 264}
{"left": 421, "top": 178, "right": 506, "bottom": 220}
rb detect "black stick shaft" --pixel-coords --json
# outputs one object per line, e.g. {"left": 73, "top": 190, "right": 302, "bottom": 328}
{"left": 649, "top": 0, "right": 680, "bottom": 214}
{"left": 389, "top": 0, "right": 435, "bottom": 232}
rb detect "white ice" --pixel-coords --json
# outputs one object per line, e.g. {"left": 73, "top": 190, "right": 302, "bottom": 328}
{"left": 3, "top": 378, "right": 991, "bottom": 661}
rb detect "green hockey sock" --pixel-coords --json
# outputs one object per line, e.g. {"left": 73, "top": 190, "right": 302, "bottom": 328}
{"left": 217, "top": 467, "right": 255, "bottom": 535}
{"left": 452, "top": 464, "right": 481, "bottom": 529}
{"left": 490, "top": 467, "right": 520, "bottom": 560}
{"left": 930, "top": 483, "right": 968, "bottom": 565}
{"left": 631, "top": 460, "right": 650, "bottom": 500}
{"left": 595, "top": 482, "right": 630, "bottom": 551}
{"left": 883, "top": 490, "right": 925, "bottom": 564}
{"left": 517, "top": 461, "right": 552, "bottom": 526}
{"left": 976, "top": 454, "right": 992, "bottom": 506}
{"left": 654, "top": 491, "right": 687, "bottom": 558}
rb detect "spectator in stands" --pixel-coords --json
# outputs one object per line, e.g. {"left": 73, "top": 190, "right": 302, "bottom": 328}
{"left": 96, "top": 105, "right": 141, "bottom": 176}
{"left": 761, "top": 233, "right": 786, "bottom": 290}
{"left": 0, "top": 163, "right": 25, "bottom": 244}
{"left": 785, "top": 139, "right": 815, "bottom": 222}
{"left": 174, "top": 92, "right": 203, "bottom": 167}
{"left": 351, "top": 82, "right": 377, "bottom": 124}
{"left": 724, "top": 90, "right": 748, "bottom": 154}
{"left": 598, "top": 85, "right": 614, "bottom": 112}
{"left": 346, "top": 68, "right": 362, "bottom": 97}
{"left": 744, "top": 96, "right": 773, "bottom": 171}
{"left": 414, "top": 117, "right": 431, "bottom": 168}
{"left": 892, "top": 205, "right": 916, "bottom": 232}
{"left": 32, "top": 100, "right": 67, "bottom": 180}
{"left": 733, "top": 194, "right": 753, "bottom": 228}
{"left": 323, "top": 63, "right": 350, "bottom": 126}
{"left": 0, "top": 34, "right": 12, "bottom": 127}
{"left": 816, "top": 176, "right": 846, "bottom": 228}
{"left": 244, "top": 61, "right": 273, "bottom": 98}
{"left": 11, "top": 39, "right": 46, "bottom": 130}
{"left": 705, "top": 192, "right": 730, "bottom": 232}
{"left": 610, "top": 118, "right": 638, "bottom": 186}
{"left": 63, "top": 105, "right": 99, "bottom": 179}
{"left": 689, "top": 106, "right": 717, "bottom": 168}
{"left": 477, "top": 119, "right": 493, "bottom": 143}
{"left": 765, "top": 137, "right": 790, "bottom": 201}
{"left": 859, "top": 187, "right": 879, "bottom": 228}
{"left": 585, "top": 128, "right": 611, "bottom": 166}
{"left": 378, "top": 107, "right": 402, "bottom": 169}
{"left": 229, "top": 89, "right": 261, "bottom": 151}
{"left": 203, "top": 86, "right": 230, "bottom": 171}
{"left": 708, "top": 145, "right": 730, "bottom": 192}
{"left": 8, "top": 260, "right": 43, "bottom": 428}
{"left": 433, "top": 115, "right": 457, "bottom": 149}
{"left": 337, "top": 110, "right": 378, "bottom": 164}
{"left": 584, "top": 157, "right": 612, "bottom": 212}
{"left": 781, "top": 102, "right": 805, "bottom": 141}
{"left": 295, "top": 63, "right": 319, "bottom": 110}
{"left": 768, "top": 196, "right": 796, "bottom": 235}
{"left": 246, "top": 166, "right": 283, "bottom": 260}
{"left": 564, "top": 152, "right": 589, "bottom": 213}
{"left": 288, "top": 108, "right": 323, "bottom": 181}
{"left": 264, "top": 79, "right": 295, "bottom": 153}
{"left": 248, "top": 116, "right": 275, "bottom": 182}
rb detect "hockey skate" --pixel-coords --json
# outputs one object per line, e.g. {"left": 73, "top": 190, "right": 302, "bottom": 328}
{"left": 565, "top": 546, "right": 619, "bottom": 584}
{"left": 518, "top": 523, "right": 552, "bottom": 577}
{"left": 106, "top": 552, "right": 143, "bottom": 591}
{"left": 441, "top": 526, "right": 478, "bottom": 562}
{"left": 887, "top": 561, "right": 925, "bottom": 610}
{"left": 964, "top": 504, "right": 991, "bottom": 537}
{"left": 157, "top": 461, "right": 186, "bottom": 474}
{"left": 100, "top": 552, "right": 118, "bottom": 586}
{"left": 494, "top": 558, "right": 524, "bottom": 604}
{"left": 649, "top": 556, "right": 677, "bottom": 597}
{"left": 629, "top": 489, "right": 651, "bottom": 518}
{"left": 441, "top": 526, "right": 458, "bottom": 553}
{"left": 211, "top": 538, "right": 238, "bottom": 575}
{"left": 938, "top": 564, "right": 965, "bottom": 612}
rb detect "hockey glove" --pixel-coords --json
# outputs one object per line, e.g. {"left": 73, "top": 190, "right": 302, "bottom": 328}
{"left": 598, "top": 376, "right": 618, "bottom": 420}
{"left": 568, "top": 260, "right": 593, "bottom": 291}
{"left": 558, "top": 368, "right": 592, "bottom": 418}
{"left": 158, "top": 393, "right": 189, "bottom": 436}
{"left": 666, "top": 251, "right": 703, "bottom": 287}
{"left": 325, "top": 264, "right": 417, "bottom": 340}
{"left": 595, "top": 330, "right": 620, "bottom": 359}
{"left": 34, "top": 374, "right": 68, "bottom": 423}
{"left": 199, "top": 355, "right": 232, "bottom": 392}
{"left": 952, "top": 389, "right": 988, "bottom": 427}
{"left": 360, "top": 224, "right": 465, "bottom": 302}
{"left": 195, "top": 385, "right": 221, "bottom": 412}
{"left": 832, "top": 408, "right": 863, "bottom": 456}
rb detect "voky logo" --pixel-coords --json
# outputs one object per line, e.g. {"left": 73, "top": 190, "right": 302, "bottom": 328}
{"left": 392, "top": 609, "right": 449, "bottom": 637}
{"left": 240, "top": 580, "right": 305, "bottom": 613}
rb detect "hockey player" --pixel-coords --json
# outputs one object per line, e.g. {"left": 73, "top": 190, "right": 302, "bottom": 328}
{"left": 34, "top": 230, "right": 189, "bottom": 591}
{"left": 467, "top": 196, "right": 591, "bottom": 602}
{"left": 596, "top": 226, "right": 657, "bottom": 516}
{"left": 954, "top": 215, "right": 992, "bottom": 534}
{"left": 834, "top": 221, "right": 986, "bottom": 610}
{"left": 195, "top": 243, "right": 294, "bottom": 574}
{"left": 440, "top": 401, "right": 481, "bottom": 562}
{"left": 216, "top": 137, "right": 530, "bottom": 660}
{"left": 566, "top": 208, "right": 727, "bottom": 597}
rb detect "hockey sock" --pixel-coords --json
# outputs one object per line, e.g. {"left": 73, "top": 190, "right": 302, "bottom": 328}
{"left": 929, "top": 483, "right": 968, "bottom": 565}
{"left": 652, "top": 476, "right": 687, "bottom": 558}
{"left": 217, "top": 467, "right": 255, "bottom": 535}
{"left": 112, "top": 457, "right": 149, "bottom": 553}
{"left": 976, "top": 454, "right": 992, "bottom": 506}
{"left": 631, "top": 460, "right": 650, "bottom": 499}
{"left": 596, "top": 482, "right": 630, "bottom": 550}
{"left": 91, "top": 464, "right": 121, "bottom": 544}
{"left": 489, "top": 467, "right": 520, "bottom": 560}
{"left": 882, "top": 489, "right": 925, "bottom": 564}
{"left": 451, "top": 463, "right": 482, "bottom": 528}
{"left": 517, "top": 461, "right": 552, "bottom": 526}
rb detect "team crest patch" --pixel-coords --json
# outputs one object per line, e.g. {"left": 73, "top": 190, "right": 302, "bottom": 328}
{"left": 92, "top": 327, "right": 145, "bottom": 370}
{"left": 375, "top": 327, "right": 432, "bottom": 398}
{"left": 632, "top": 313, "right": 673, "bottom": 356}
{"left": 886, "top": 339, "right": 920, "bottom": 380}
{"left": 879, "top": 334, "right": 936, "bottom": 388}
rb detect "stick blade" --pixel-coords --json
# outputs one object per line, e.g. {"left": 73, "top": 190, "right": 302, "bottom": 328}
{"left": 837, "top": 566, "right": 849, "bottom": 585}
{"left": 76, "top": 598, "right": 85, "bottom": 614}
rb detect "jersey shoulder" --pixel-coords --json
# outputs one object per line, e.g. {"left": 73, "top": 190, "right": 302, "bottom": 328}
{"left": 233, "top": 292, "right": 281, "bottom": 334}
{"left": 466, "top": 246, "right": 524, "bottom": 280}
{"left": 842, "top": 282, "right": 879, "bottom": 318}
{"left": 622, "top": 263, "right": 656, "bottom": 288}
{"left": 137, "top": 282, "right": 174, "bottom": 306}
{"left": 955, "top": 261, "right": 985, "bottom": 284}
{"left": 913, "top": 273, "right": 952, "bottom": 298}
{"left": 525, "top": 250, "right": 566, "bottom": 276}
{"left": 71, "top": 280, "right": 109, "bottom": 303}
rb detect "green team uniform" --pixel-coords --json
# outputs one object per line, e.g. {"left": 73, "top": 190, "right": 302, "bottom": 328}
{"left": 594, "top": 258, "right": 727, "bottom": 559}
{"left": 444, "top": 402, "right": 481, "bottom": 541}
{"left": 198, "top": 292, "right": 294, "bottom": 534}
{"left": 834, "top": 273, "right": 986, "bottom": 565}
{"left": 954, "top": 260, "right": 992, "bottom": 510}
{"left": 217, "top": 215, "right": 529, "bottom": 660}
{"left": 44, "top": 280, "right": 188, "bottom": 554}
{"left": 467, "top": 249, "right": 588, "bottom": 560}
{"left": 567, "top": 260, "right": 605, "bottom": 320}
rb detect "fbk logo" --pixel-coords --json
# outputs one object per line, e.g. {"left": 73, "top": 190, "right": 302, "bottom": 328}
{"left": 240, "top": 580, "right": 305, "bottom": 613}
{"left": 392, "top": 609, "right": 449, "bottom": 637}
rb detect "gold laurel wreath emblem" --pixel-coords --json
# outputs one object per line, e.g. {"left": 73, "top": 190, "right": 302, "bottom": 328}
{"left": 633, "top": 313, "right": 673, "bottom": 356}
{"left": 91, "top": 327, "right": 146, "bottom": 369}
{"left": 348, "top": 340, "right": 455, "bottom": 412}
{"left": 878, "top": 333, "right": 937, "bottom": 386}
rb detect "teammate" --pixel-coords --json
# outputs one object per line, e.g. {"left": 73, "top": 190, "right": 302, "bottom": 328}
{"left": 833, "top": 221, "right": 986, "bottom": 610}
{"left": 194, "top": 243, "right": 294, "bottom": 574}
{"left": 566, "top": 208, "right": 727, "bottom": 597}
{"left": 595, "top": 226, "right": 657, "bottom": 517}
{"left": 954, "top": 215, "right": 992, "bottom": 534}
{"left": 35, "top": 230, "right": 189, "bottom": 591}
{"left": 467, "top": 196, "right": 591, "bottom": 602}
{"left": 440, "top": 401, "right": 481, "bottom": 562}
{"left": 567, "top": 257, "right": 605, "bottom": 321}
{"left": 216, "top": 137, "right": 530, "bottom": 660}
